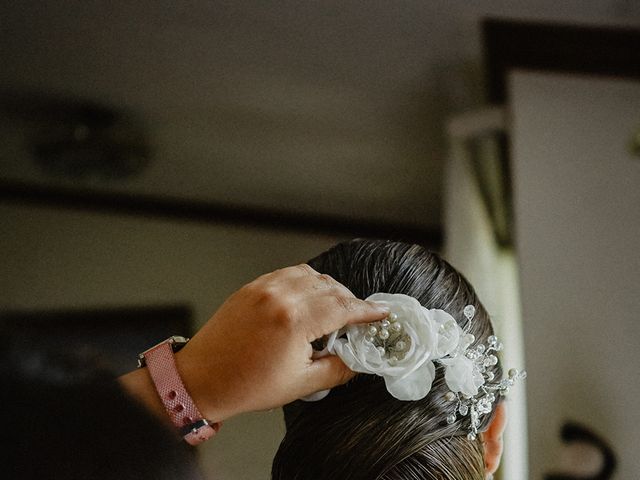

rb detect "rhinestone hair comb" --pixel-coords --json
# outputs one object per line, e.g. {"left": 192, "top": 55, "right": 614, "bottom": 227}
{"left": 442, "top": 305, "right": 527, "bottom": 440}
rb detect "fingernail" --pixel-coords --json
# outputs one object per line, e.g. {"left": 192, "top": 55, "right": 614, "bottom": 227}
{"left": 369, "top": 302, "right": 390, "bottom": 314}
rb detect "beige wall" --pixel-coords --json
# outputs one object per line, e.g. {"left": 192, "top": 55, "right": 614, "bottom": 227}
{"left": 510, "top": 72, "right": 640, "bottom": 479}
{"left": 444, "top": 131, "right": 528, "bottom": 480}
{"left": 0, "top": 203, "right": 341, "bottom": 479}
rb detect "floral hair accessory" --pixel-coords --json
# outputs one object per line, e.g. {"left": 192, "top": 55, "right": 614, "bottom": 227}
{"left": 304, "top": 293, "right": 526, "bottom": 440}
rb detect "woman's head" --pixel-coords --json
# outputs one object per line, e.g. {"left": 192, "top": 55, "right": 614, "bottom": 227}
{"left": 272, "top": 239, "right": 503, "bottom": 480}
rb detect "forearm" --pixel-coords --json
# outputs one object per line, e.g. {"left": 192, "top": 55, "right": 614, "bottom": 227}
{"left": 118, "top": 348, "right": 233, "bottom": 427}
{"left": 117, "top": 264, "right": 388, "bottom": 429}
{"left": 118, "top": 344, "right": 226, "bottom": 446}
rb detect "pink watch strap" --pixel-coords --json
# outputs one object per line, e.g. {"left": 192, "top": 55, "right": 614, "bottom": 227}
{"left": 144, "top": 340, "right": 221, "bottom": 445}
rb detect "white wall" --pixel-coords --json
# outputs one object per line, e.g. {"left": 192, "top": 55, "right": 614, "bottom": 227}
{"left": 0, "top": 203, "right": 341, "bottom": 479}
{"left": 444, "top": 133, "right": 528, "bottom": 480}
{"left": 510, "top": 72, "right": 640, "bottom": 479}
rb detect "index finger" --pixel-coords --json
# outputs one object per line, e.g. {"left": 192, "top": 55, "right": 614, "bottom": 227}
{"left": 303, "top": 295, "right": 391, "bottom": 341}
{"left": 261, "top": 263, "right": 320, "bottom": 282}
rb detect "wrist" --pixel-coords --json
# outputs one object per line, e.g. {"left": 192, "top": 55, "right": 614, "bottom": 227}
{"left": 174, "top": 348, "right": 236, "bottom": 423}
{"left": 139, "top": 337, "right": 221, "bottom": 445}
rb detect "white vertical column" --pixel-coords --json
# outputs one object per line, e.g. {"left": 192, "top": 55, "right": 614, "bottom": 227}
{"left": 445, "top": 108, "right": 528, "bottom": 480}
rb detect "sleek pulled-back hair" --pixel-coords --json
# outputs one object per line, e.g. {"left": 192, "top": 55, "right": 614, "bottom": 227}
{"left": 272, "top": 239, "right": 502, "bottom": 480}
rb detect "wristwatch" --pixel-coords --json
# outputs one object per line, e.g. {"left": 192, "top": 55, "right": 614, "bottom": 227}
{"left": 138, "top": 336, "right": 221, "bottom": 445}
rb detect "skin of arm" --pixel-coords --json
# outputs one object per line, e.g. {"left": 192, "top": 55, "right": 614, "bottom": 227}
{"left": 119, "top": 264, "right": 390, "bottom": 425}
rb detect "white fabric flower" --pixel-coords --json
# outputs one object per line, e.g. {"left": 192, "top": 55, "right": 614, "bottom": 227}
{"left": 330, "top": 293, "right": 463, "bottom": 401}
{"left": 440, "top": 355, "right": 484, "bottom": 397}
{"left": 301, "top": 292, "right": 487, "bottom": 403}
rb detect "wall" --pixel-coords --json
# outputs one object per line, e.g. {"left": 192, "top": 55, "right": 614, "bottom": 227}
{"left": 510, "top": 72, "right": 640, "bottom": 479}
{"left": 444, "top": 134, "right": 528, "bottom": 480}
{"left": 3, "top": 1, "right": 636, "bottom": 233}
{"left": 0, "top": 203, "right": 340, "bottom": 479}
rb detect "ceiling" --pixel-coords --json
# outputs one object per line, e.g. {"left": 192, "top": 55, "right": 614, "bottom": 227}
{"left": 1, "top": 0, "right": 636, "bottom": 234}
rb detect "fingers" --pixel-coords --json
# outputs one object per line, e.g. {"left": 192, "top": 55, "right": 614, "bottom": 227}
{"left": 261, "top": 263, "right": 320, "bottom": 282}
{"left": 262, "top": 264, "right": 347, "bottom": 293}
{"left": 286, "top": 265, "right": 391, "bottom": 328}
{"left": 293, "top": 267, "right": 354, "bottom": 299}
{"left": 331, "top": 297, "right": 391, "bottom": 327}
{"left": 254, "top": 263, "right": 390, "bottom": 337}
{"left": 303, "top": 296, "right": 390, "bottom": 340}
{"left": 343, "top": 299, "right": 391, "bottom": 325}
{"left": 293, "top": 270, "right": 354, "bottom": 299}
{"left": 307, "top": 355, "right": 356, "bottom": 392}
{"left": 254, "top": 264, "right": 353, "bottom": 299}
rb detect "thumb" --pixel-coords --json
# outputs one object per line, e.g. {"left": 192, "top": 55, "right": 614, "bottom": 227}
{"left": 307, "top": 355, "right": 356, "bottom": 392}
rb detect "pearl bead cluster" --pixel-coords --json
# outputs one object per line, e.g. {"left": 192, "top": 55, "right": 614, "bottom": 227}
{"left": 443, "top": 332, "right": 527, "bottom": 441}
{"left": 364, "top": 312, "right": 411, "bottom": 363}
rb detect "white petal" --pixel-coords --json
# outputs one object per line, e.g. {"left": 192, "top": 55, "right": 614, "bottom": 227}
{"left": 356, "top": 340, "right": 387, "bottom": 372}
{"left": 410, "top": 310, "right": 439, "bottom": 358}
{"left": 442, "top": 355, "right": 480, "bottom": 396}
{"left": 332, "top": 339, "right": 370, "bottom": 374}
{"left": 326, "top": 330, "right": 339, "bottom": 353}
{"left": 384, "top": 360, "right": 436, "bottom": 401}
{"left": 430, "top": 310, "right": 462, "bottom": 357}
{"left": 366, "top": 292, "right": 423, "bottom": 309}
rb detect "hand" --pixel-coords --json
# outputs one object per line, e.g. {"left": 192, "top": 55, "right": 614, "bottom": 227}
{"left": 175, "top": 264, "right": 390, "bottom": 422}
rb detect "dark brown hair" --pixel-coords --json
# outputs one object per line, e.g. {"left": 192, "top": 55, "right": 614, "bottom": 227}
{"left": 272, "top": 239, "right": 502, "bottom": 480}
